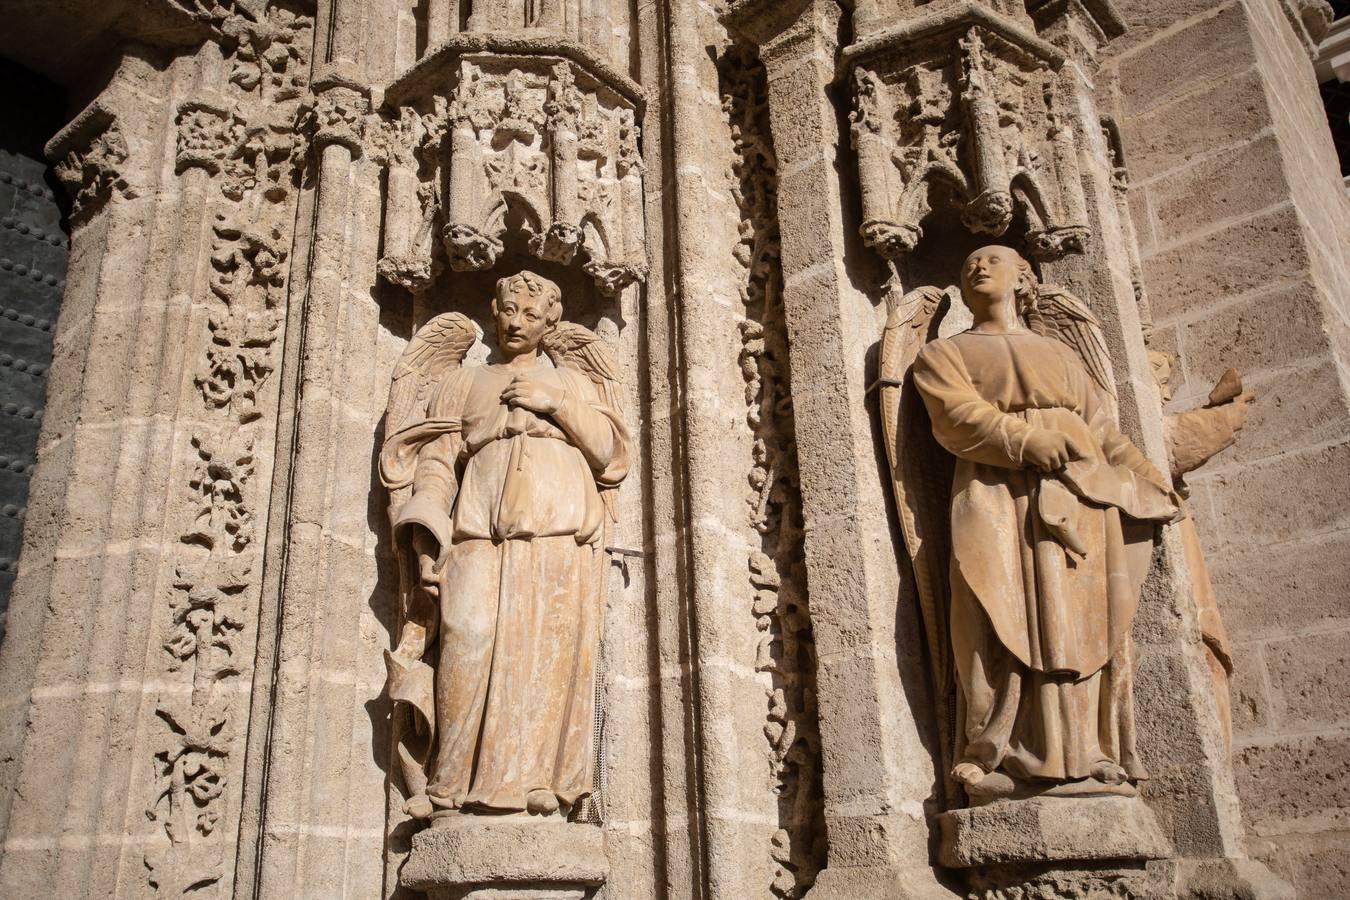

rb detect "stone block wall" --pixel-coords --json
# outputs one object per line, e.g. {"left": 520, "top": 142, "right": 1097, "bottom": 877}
{"left": 1107, "top": 1, "right": 1350, "bottom": 893}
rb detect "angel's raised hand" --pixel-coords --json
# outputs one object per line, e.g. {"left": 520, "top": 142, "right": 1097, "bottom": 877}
{"left": 500, "top": 371, "right": 564, "bottom": 415}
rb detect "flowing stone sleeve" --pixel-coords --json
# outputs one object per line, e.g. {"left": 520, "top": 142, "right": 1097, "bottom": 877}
{"left": 912, "top": 340, "right": 1035, "bottom": 469}
{"left": 551, "top": 368, "right": 631, "bottom": 487}
{"left": 1059, "top": 370, "right": 1178, "bottom": 525}
{"left": 389, "top": 371, "right": 472, "bottom": 548}
{"left": 1084, "top": 383, "right": 1170, "bottom": 489}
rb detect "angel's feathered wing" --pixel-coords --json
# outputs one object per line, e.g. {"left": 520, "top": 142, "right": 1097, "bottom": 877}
{"left": 878, "top": 284, "right": 958, "bottom": 788}
{"left": 384, "top": 311, "right": 480, "bottom": 449}
{"left": 542, "top": 321, "right": 622, "bottom": 413}
{"left": 1025, "top": 285, "right": 1118, "bottom": 413}
{"left": 381, "top": 310, "right": 478, "bottom": 805}
{"left": 542, "top": 321, "right": 624, "bottom": 520}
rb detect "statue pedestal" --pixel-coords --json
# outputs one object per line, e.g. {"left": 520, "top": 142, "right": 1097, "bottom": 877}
{"left": 937, "top": 795, "right": 1172, "bottom": 898}
{"left": 400, "top": 817, "right": 607, "bottom": 900}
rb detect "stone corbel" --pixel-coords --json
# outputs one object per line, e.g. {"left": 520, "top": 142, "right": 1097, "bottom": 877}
{"left": 840, "top": 12, "right": 1098, "bottom": 265}
{"left": 382, "top": 34, "right": 648, "bottom": 296}
{"left": 45, "top": 101, "right": 133, "bottom": 224}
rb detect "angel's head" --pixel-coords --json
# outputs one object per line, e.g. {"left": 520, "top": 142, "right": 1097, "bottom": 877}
{"left": 960, "top": 245, "right": 1038, "bottom": 318}
{"left": 493, "top": 270, "right": 562, "bottom": 356}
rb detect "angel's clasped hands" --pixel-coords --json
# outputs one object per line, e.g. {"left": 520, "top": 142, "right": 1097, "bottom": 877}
{"left": 501, "top": 369, "right": 565, "bottom": 415}
{"left": 1023, "top": 428, "right": 1092, "bottom": 473}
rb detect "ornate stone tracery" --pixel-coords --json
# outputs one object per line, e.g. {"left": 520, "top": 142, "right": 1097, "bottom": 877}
{"left": 845, "top": 17, "right": 1092, "bottom": 261}
{"left": 378, "top": 38, "right": 646, "bottom": 297}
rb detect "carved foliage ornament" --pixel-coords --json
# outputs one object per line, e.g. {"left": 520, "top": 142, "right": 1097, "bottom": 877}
{"left": 52, "top": 118, "right": 131, "bottom": 223}
{"left": 149, "top": 2, "right": 314, "bottom": 893}
{"left": 848, "top": 27, "right": 1090, "bottom": 261}
{"left": 722, "top": 45, "right": 825, "bottom": 899}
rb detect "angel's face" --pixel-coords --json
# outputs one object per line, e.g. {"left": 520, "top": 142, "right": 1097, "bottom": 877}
{"left": 960, "top": 246, "right": 1021, "bottom": 311}
{"left": 494, "top": 289, "right": 554, "bottom": 356}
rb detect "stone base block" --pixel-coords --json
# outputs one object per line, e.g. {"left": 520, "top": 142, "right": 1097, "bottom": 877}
{"left": 1163, "top": 858, "right": 1296, "bottom": 900}
{"left": 938, "top": 795, "right": 1172, "bottom": 898}
{"left": 937, "top": 795, "right": 1172, "bottom": 869}
{"left": 400, "top": 817, "right": 607, "bottom": 900}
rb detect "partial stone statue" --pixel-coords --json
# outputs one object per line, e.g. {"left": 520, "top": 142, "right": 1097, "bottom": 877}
{"left": 880, "top": 245, "right": 1180, "bottom": 806}
{"left": 1151, "top": 351, "right": 1254, "bottom": 750}
{"left": 379, "top": 270, "right": 629, "bottom": 824}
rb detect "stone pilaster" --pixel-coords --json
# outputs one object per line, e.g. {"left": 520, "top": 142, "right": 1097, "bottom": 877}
{"left": 723, "top": 2, "right": 957, "bottom": 897}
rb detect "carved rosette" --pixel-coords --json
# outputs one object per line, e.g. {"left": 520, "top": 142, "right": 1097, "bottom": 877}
{"left": 844, "top": 17, "right": 1095, "bottom": 262}
{"left": 175, "top": 101, "right": 233, "bottom": 175}
{"left": 378, "top": 39, "right": 647, "bottom": 296}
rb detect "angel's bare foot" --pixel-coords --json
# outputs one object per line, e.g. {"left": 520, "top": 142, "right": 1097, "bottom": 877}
{"left": 1090, "top": 759, "right": 1128, "bottom": 785}
{"left": 526, "top": 789, "right": 559, "bottom": 816}
{"left": 404, "top": 794, "right": 434, "bottom": 819}
{"left": 952, "top": 762, "right": 987, "bottom": 787}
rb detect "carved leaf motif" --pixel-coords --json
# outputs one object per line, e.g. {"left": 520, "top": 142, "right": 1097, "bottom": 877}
{"left": 184, "top": 435, "right": 255, "bottom": 553}
{"left": 722, "top": 45, "right": 823, "bottom": 899}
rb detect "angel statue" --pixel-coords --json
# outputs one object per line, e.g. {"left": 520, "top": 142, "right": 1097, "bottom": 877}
{"left": 879, "top": 245, "right": 1180, "bottom": 804}
{"left": 378, "top": 270, "right": 629, "bottom": 821}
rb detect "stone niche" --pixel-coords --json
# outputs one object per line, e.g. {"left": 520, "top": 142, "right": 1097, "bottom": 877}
{"left": 368, "top": 30, "right": 647, "bottom": 900}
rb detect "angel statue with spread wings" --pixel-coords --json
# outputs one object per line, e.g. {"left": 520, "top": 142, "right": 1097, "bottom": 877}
{"left": 880, "top": 245, "right": 1179, "bottom": 805}
{"left": 379, "top": 270, "right": 629, "bottom": 821}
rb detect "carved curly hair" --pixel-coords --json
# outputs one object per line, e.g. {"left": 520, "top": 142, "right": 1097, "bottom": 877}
{"left": 1010, "top": 251, "right": 1040, "bottom": 317}
{"left": 494, "top": 270, "right": 563, "bottom": 324}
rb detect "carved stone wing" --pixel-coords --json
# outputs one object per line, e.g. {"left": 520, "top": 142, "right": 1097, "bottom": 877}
{"left": 383, "top": 311, "right": 480, "bottom": 442}
{"left": 878, "top": 284, "right": 958, "bottom": 784}
{"left": 1025, "top": 285, "right": 1117, "bottom": 407}
{"left": 541, "top": 320, "right": 622, "bottom": 414}
{"left": 542, "top": 320, "right": 623, "bottom": 521}
{"left": 880, "top": 286, "right": 954, "bottom": 682}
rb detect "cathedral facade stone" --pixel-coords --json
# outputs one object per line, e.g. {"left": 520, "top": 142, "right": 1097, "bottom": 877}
{"left": 0, "top": 1, "right": 1345, "bottom": 898}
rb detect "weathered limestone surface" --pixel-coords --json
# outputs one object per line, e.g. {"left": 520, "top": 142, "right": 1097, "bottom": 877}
{"left": 1105, "top": 0, "right": 1350, "bottom": 892}
{"left": 0, "top": 0, "right": 1344, "bottom": 898}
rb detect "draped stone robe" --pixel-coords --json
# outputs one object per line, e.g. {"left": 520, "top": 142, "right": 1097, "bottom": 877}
{"left": 382, "top": 361, "right": 629, "bottom": 811}
{"left": 912, "top": 330, "right": 1175, "bottom": 783}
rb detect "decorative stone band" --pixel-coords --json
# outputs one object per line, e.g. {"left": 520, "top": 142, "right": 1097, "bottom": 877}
{"left": 44, "top": 100, "right": 131, "bottom": 224}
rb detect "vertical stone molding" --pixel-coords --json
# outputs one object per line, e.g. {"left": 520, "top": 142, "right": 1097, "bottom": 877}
{"left": 721, "top": 44, "right": 827, "bottom": 898}
{"left": 722, "top": 2, "right": 953, "bottom": 897}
